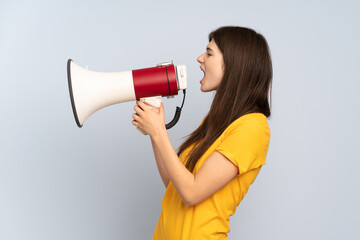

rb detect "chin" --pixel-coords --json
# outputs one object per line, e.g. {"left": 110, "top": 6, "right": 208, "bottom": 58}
{"left": 201, "top": 87, "right": 214, "bottom": 92}
{"left": 200, "top": 81, "right": 217, "bottom": 92}
{"left": 200, "top": 85, "right": 208, "bottom": 92}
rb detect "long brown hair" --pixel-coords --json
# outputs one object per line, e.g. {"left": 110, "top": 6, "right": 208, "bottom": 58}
{"left": 178, "top": 26, "right": 273, "bottom": 173}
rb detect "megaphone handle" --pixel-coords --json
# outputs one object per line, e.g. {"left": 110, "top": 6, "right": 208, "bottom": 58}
{"left": 136, "top": 96, "right": 162, "bottom": 135}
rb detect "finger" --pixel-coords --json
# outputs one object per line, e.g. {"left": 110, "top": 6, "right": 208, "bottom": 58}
{"left": 133, "top": 105, "right": 144, "bottom": 115}
{"left": 132, "top": 113, "right": 141, "bottom": 121}
{"left": 137, "top": 100, "right": 151, "bottom": 111}
{"left": 132, "top": 120, "right": 140, "bottom": 127}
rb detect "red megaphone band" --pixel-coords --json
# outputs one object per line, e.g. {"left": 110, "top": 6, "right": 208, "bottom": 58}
{"left": 132, "top": 64, "right": 178, "bottom": 99}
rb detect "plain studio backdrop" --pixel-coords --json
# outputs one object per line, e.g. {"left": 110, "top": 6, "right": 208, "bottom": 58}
{"left": 0, "top": 0, "right": 359, "bottom": 239}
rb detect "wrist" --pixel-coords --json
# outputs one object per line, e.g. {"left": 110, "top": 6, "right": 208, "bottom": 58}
{"left": 150, "top": 126, "right": 168, "bottom": 142}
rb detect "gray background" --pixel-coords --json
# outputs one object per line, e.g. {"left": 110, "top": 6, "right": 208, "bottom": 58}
{"left": 1, "top": 0, "right": 359, "bottom": 239}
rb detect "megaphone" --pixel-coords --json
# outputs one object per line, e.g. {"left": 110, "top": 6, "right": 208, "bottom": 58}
{"left": 67, "top": 59, "right": 187, "bottom": 131}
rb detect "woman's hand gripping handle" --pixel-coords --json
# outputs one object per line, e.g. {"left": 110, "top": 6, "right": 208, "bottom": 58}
{"left": 136, "top": 96, "right": 162, "bottom": 135}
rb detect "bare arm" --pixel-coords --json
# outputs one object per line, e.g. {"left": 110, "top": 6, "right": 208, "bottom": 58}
{"left": 133, "top": 101, "right": 238, "bottom": 206}
{"left": 151, "top": 130, "right": 238, "bottom": 207}
{"left": 150, "top": 137, "right": 170, "bottom": 188}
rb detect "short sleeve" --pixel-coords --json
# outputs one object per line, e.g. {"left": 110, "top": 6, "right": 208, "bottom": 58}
{"left": 216, "top": 117, "right": 270, "bottom": 176}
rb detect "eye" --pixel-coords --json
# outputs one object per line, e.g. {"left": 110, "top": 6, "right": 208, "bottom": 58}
{"left": 207, "top": 53, "right": 212, "bottom": 56}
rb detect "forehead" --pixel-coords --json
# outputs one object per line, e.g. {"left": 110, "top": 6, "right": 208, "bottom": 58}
{"left": 207, "top": 39, "right": 219, "bottom": 51}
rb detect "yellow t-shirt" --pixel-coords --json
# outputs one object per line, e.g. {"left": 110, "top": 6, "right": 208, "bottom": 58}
{"left": 152, "top": 113, "right": 271, "bottom": 240}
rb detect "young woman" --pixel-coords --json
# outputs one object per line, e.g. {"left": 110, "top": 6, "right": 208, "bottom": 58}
{"left": 132, "top": 26, "right": 272, "bottom": 240}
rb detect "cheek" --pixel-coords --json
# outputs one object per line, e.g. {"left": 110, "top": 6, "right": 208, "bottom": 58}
{"left": 215, "top": 66, "right": 224, "bottom": 82}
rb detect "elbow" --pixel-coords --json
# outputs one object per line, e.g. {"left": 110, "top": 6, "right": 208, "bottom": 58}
{"left": 182, "top": 192, "right": 198, "bottom": 207}
{"left": 183, "top": 190, "right": 209, "bottom": 207}
{"left": 183, "top": 198, "right": 195, "bottom": 207}
{"left": 181, "top": 181, "right": 201, "bottom": 207}
{"left": 164, "top": 180, "right": 170, "bottom": 189}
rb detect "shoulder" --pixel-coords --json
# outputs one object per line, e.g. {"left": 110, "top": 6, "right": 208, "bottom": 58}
{"left": 223, "top": 113, "right": 270, "bottom": 137}
{"left": 218, "top": 113, "right": 271, "bottom": 151}
{"left": 216, "top": 113, "right": 271, "bottom": 174}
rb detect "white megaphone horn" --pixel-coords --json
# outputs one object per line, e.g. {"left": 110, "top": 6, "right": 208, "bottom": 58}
{"left": 67, "top": 59, "right": 187, "bottom": 132}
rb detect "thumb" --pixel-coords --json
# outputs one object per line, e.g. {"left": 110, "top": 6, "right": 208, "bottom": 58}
{"left": 159, "top": 103, "right": 165, "bottom": 116}
{"left": 160, "top": 103, "right": 165, "bottom": 113}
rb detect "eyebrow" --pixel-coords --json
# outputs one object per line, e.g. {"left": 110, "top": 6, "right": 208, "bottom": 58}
{"left": 206, "top": 47, "right": 213, "bottom": 52}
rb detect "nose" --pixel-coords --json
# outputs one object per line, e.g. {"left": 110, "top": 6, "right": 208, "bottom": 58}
{"left": 197, "top": 53, "right": 205, "bottom": 64}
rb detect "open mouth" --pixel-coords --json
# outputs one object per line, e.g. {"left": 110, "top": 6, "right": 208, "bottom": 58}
{"left": 200, "top": 67, "right": 205, "bottom": 76}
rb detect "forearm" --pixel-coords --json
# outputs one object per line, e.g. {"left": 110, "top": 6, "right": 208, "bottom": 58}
{"left": 132, "top": 101, "right": 195, "bottom": 204}
{"left": 150, "top": 138, "right": 170, "bottom": 188}
{"left": 151, "top": 130, "right": 195, "bottom": 205}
